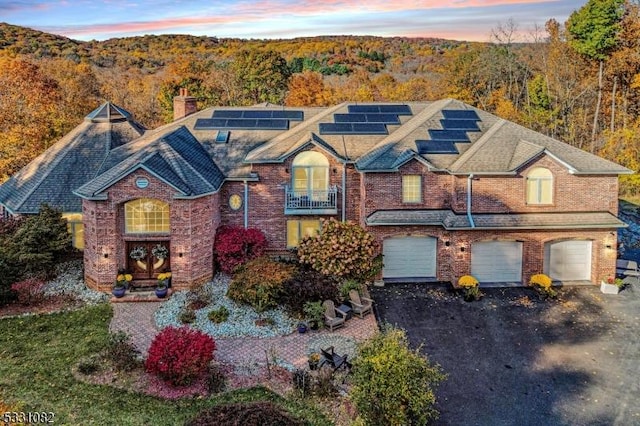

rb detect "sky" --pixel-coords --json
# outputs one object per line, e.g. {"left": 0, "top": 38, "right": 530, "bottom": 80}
{"left": 0, "top": 0, "right": 581, "bottom": 42}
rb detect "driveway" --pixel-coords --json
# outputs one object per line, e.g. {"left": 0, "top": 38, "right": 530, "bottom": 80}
{"left": 371, "top": 282, "right": 640, "bottom": 426}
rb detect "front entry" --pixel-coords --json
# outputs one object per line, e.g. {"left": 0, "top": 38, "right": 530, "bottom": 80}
{"left": 126, "top": 241, "right": 171, "bottom": 282}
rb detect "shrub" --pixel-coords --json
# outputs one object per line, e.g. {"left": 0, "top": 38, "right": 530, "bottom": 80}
{"left": 529, "top": 273, "right": 557, "bottom": 298}
{"left": 350, "top": 326, "right": 445, "bottom": 426}
{"left": 297, "top": 218, "right": 381, "bottom": 281}
{"left": 179, "top": 308, "right": 197, "bottom": 324}
{"left": 227, "top": 257, "right": 296, "bottom": 313}
{"left": 5, "top": 204, "right": 72, "bottom": 277}
{"left": 186, "top": 401, "right": 303, "bottom": 426}
{"left": 205, "top": 364, "right": 227, "bottom": 394}
{"left": 457, "top": 275, "right": 481, "bottom": 301}
{"left": 279, "top": 269, "right": 339, "bottom": 316}
{"left": 106, "top": 331, "right": 140, "bottom": 372}
{"left": 77, "top": 355, "right": 101, "bottom": 375}
{"left": 207, "top": 306, "right": 229, "bottom": 323}
{"left": 339, "top": 278, "right": 362, "bottom": 300}
{"left": 145, "top": 326, "right": 216, "bottom": 386}
{"left": 214, "top": 226, "right": 268, "bottom": 274}
{"left": 10, "top": 278, "right": 46, "bottom": 305}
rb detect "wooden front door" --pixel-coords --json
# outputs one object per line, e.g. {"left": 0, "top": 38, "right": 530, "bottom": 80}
{"left": 126, "top": 241, "right": 171, "bottom": 281}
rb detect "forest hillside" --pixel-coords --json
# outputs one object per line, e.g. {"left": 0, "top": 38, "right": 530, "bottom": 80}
{"left": 0, "top": 0, "right": 638, "bottom": 198}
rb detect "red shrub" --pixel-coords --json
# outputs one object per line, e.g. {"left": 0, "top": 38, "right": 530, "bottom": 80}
{"left": 10, "top": 278, "right": 46, "bottom": 305}
{"left": 214, "top": 226, "right": 267, "bottom": 274}
{"left": 145, "top": 326, "right": 216, "bottom": 386}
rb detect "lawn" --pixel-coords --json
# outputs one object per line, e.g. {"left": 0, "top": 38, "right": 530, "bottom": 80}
{"left": 0, "top": 304, "right": 331, "bottom": 425}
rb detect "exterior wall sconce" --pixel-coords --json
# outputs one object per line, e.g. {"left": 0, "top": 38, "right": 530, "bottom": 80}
{"left": 605, "top": 244, "right": 613, "bottom": 249}
{"left": 179, "top": 252, "right": 184, "bottom": 258}
{"left": 460, "top": 246, "right": 465, "bottom": 252}
{"left": 101, "top": 247, "right": 110, "bottom": 259}
{"left": 103, "top": 253, "right": 109, "bottom": 258}
{"left": 285, "top": 168, "right": 289, "bottom": 174}
{"left": 444, "top": 240, "right": 450, "bottom": 247}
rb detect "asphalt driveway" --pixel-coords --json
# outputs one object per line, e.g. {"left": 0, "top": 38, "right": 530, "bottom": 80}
{"left": 370, "top": 282, "right": 640, "bottom": 426}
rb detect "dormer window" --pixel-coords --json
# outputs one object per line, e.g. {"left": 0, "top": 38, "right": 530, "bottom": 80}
{"left": 526, "top": 167, "right": 553, "bottom": 205}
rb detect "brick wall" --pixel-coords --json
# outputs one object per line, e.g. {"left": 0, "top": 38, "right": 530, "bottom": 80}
{"left": 83, "top": 169, "right": 218, "bottom": 291}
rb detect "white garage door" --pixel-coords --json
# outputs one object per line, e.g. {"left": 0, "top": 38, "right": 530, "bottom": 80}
{"left": 383, "top": 236, "right": 437, "bottom": 279}
{"left": 471, "top": 241, "right": 523, "bottom": 283}
{"left": 544, "top": 240, "right": 592, "bottom": 281}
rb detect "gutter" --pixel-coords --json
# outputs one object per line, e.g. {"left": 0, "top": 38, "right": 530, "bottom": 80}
{"left": 467, "top": 174, "right": 475, "bottom": 228}
{"left": 341, "top": 163, "right": 347, "bottom": 222}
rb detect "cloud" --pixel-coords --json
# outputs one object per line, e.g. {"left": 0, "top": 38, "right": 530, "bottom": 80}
{"left": 0, "top": 1, "right": 50, "bottom": 13}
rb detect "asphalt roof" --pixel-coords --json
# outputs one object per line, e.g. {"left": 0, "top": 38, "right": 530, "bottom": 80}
{"left": 0, "top": 99, "right": 632, "bottom": 214}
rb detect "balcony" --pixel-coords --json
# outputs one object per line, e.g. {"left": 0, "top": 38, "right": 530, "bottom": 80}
{"left": 285, "top": 185, "right": 338, "bottom": 215}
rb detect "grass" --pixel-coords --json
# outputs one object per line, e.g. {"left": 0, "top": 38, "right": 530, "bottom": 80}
{"left": 0, "top": 304, "right": 331, "bottom": 425}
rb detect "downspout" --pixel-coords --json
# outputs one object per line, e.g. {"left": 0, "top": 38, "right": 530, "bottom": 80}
{"left": 467, "top": 174, "right": 475, "bottom": 228}
{"left": 341, "top": 163, "right": 347, "bottom": 222}
{"left": 243, "top": 180, "right": 248, "bottom": 229}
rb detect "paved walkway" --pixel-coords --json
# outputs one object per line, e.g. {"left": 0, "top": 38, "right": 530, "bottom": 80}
{"left": 110, "top": 302, "right": 378, "bottom": 369}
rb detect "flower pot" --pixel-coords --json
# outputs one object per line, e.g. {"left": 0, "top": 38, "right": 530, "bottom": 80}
{"left": 112, "top": 287, "right": 126, "bottom": 298}
{"left": 600, "top": 281, "right": 620, "bottom": 294}
{"left": 308, "top": 360, "right": 319, "bottom": 370}
{"left": 297, "top": 323, "right": 308, "bottom": 334}
{"left": 155, "top": 287, "right": 168, "bottom": 298}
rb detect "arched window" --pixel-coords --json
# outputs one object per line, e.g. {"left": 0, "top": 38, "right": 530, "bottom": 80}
{"left": 292, "top": 151, "right": 329, "bottom": 199}
{"left": 526, "top": 167, "right": 553, "bottom": 205}
{"left": 124, "top": 198, "right": 170, "bottom": 233}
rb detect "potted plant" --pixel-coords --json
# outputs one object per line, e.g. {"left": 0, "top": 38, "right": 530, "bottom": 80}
{"left": 308, "top": 352, "right": 321, "bottom": 370}
{"left": 112, "top": 272, "right": 132, "bottom": 298}
{"left": 303, "top": 301, "right": 325, "bottom": 330}
{"left": 297, "top": 322, "right": 308, "bottom": 334}
{"left": 458, "top": 275, "right": 481, "bottom": 302}
{"left": 600, "top": 275, "right": 624, "bottom": 294}
{"left": 339, "top": 279, "right": 362, "bottom": 304}
{"left": 530, "top": 273, "right": 557, "bottom": 299}
{"left": 155, "top": 272, "right": 171, "bottom": 298}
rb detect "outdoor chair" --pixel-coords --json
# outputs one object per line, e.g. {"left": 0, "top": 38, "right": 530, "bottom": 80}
{"left": 320, "top": 346, "right": 352, "bottom": 371}
{"left": 348, "top": 290, "right": 373, "bottom": 318}
{"left": 322, "top": 300, "right": 347, "bottom": 332}
{"left": 616, "top": 259, "right": 640, "bottom": 285}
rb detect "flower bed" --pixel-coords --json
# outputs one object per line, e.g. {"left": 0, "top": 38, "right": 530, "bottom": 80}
{"left": 154, "top": 274, "right": 298, "bottom": 338}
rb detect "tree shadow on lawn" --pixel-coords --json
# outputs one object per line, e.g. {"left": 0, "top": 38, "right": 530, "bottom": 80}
{"left": 371, "top": 283, "right": 640, "bottom": 426}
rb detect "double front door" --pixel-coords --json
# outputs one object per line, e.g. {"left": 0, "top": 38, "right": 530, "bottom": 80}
{"left": 126, "top": 241, "right": 171, "bottom": 281}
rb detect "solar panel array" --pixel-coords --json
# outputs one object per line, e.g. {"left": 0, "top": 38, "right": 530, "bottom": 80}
{"left": 194, "top": 118, "right": 290, "bottom": 130}
{"left": 415, "top": 140, "right": 459, "bottom": 154}
{"left": 416, "top": 109, "right": 482, "bottom": 155}
{"left": 194, "top": 109, "right": 304, "bottom": 131}
{"left": 318, "top": 104, "right": 412, "bottom": 135}
{"left": 348, "top": 104, "right": 412, "bottom": 115}
{"left": 319, "top": 123, "right": 388, "bottom": 135}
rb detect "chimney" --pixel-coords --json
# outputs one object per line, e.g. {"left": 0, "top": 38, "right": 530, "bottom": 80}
{"left": 173, "top": 88, "right": 197, "bottom": 121}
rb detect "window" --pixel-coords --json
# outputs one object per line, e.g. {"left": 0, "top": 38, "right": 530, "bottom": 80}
{"left": 125, "top": 198, "right": 170, "bottom": 234}
{"left": 402, "top": 175, "right": 422, "bottom": 203}
{"left": 292, "top": 151, "right": 329, "bottom": 199}
{"left": 62, "top": 213, "right": 84, "bottom": 250}
{"left": 287, "top": 220, "right": 321, "bottom": 248}
{"left": 526, "top": 167, "right": 553, "bottom": 205}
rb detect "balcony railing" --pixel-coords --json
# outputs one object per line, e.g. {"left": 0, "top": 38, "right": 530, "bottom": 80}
{"left": 285, "top": 185, "right": 338, "bottom": 215}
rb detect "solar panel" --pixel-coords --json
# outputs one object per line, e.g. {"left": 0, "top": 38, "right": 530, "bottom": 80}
{"left": 441, "top": 119, "right": 480, "bottom": 131}
{"left": 428, "top": 129, "right": 470, "bottom": 142}
{"left": 319, "top": 122, "right": 388, "bottom": 135}
{"left": 212, "top": 109, "right": 304, "bottom": 121}
{"left": 334, "top": 113, "right": 401, "bottom": 124}
{"left": 215, "top": 130, "right": 230, "bottom": 144}
{"left": 415, "top": 140, "right": 459, "bottom": 154}
{"left": 442, "top": 109, "right": 480, "bottom": 120}
{"left": 194, "top": 118, "right": 288, "bottom": 130}
{"left": 348, "top": 104, "right": 412, "bottom": 115}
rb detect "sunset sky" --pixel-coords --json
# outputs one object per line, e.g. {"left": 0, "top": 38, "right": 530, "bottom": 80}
{"left": 1, "top": 0, "right": 579, "bottom": 42}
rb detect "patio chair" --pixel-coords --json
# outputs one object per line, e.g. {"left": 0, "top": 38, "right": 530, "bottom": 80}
{"left": 319, "top": 346, "right": 352, "bottom": 371}
{"left": 322, "top": 300, "right": 347, "bottom": 332}
{"left": 349, "top": 290, "right": 373, "bottom": 318}
{"left": 616, "top": 259, "right": 640, "bottom": 285}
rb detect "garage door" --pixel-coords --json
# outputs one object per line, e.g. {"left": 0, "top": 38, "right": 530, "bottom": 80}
{"left": 383, "top": 236, "right": 437, "bottom": 279}
{"left": 544, "top": 240, "right": 592, "bottom": 281}
{"left": 471, "top": 241, "right": 523, "bottom": 283}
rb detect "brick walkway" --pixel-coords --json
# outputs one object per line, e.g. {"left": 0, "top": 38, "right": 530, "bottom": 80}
{"left": 110, "top": 302, "right": 378, "bottom": 369}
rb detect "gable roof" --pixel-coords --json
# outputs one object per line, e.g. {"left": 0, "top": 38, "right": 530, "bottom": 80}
{"left": 0, "top": 103, "right": 144, "bottom": 213}
{"left": 74, "top": 126, "right": 224, "bottom": 199}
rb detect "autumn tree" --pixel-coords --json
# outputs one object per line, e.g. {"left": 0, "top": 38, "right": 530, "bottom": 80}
{"left": 567, "top": 0, "right": 625, "bottom": 150}
{"left": 232, "top": 49, "right": 291, "bottom": 105}
{"left": 285, "top": 71, "right": 332, "bottom": 106}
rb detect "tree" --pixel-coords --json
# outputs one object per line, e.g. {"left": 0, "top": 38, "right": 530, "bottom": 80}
{"left": 567, "top": 0, "right": 625, "bottom": 150}
{"left": 285, "top": 71, "right": 332, "bottom": 106}
{"left": 232, "top": 49, "right": 291, "bottom": 105}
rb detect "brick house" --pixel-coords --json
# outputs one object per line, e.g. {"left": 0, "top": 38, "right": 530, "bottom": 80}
{"left": 0, "top": 95, "right": 632, "bottom": 291}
